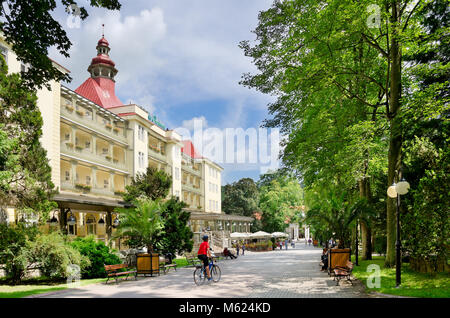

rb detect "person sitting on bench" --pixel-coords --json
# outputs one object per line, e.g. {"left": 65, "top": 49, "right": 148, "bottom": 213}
{"left": 223, "top": 247, "right": 237, "bottom": 259}
{"left": 321, "top": 249, "right": 328, "bottom": 271}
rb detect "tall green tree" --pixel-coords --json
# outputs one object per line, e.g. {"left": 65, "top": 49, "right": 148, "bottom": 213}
{"left": 222, "top": 178, "right": 259, "bottom": 217}
{"left": 155, "top": 198, "right": 193, "bottom": 260}
{"left": 122, "top": 167, "right": 172, "bottom": 203}
{"left": 241, "top": 0, "right": 440, "bottom": 267}
{"left": 0, "top": 55, "right": 56, "bottom": 221}
{"left": 400, "top": 0, "right": 449, "bottom": 272}
{"left": 258, "top": 173, "right": 303, "bottom": 233}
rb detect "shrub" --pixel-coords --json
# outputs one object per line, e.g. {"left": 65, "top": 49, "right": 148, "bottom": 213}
{"left": 0, "top": 223, "right": 39, "bottom": 284}
{"left": 70, "top": 236, "right": 121, "bottom": 278}
{"left": 24, "top": 232, "right": 90, "bottom": 279}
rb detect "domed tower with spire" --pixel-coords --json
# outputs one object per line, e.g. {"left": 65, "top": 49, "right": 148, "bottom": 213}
{"left": 75, "top": 25, "right": 123, "bottom": 109}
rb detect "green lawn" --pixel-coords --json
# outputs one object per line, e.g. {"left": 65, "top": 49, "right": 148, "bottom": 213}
{"left": 0, "top": 277, "right": 107, "bottom": 298}
{"left": 351, "top": 255, "right": 450, "bottom": 298}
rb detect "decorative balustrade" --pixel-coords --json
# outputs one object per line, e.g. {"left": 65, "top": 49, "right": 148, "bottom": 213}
{"left": 61, "top": 103, "right": 127, "bottom": 144}
{"left": 60, "top": 142, "right": 128, "bottom": 172}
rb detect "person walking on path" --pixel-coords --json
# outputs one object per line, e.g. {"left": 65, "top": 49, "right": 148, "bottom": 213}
{"left": 242, "top": 244, "right": 245, "bottom": 255}
{"left": 236, "top": 243, "right": 240, "bottom": 256}
{"left": 285, "top": 239, "right": 288, "bottom": 250}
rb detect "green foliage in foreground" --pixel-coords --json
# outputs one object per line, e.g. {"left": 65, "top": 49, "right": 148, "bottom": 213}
{"left": 70, "top": 236, "right": 121, "bottom": 279}
{"left": 351, "top": 256, "right": 450, "bottom": 298}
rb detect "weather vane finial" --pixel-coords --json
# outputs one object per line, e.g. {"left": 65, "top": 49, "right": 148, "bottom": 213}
{"left": 102, "top": 24, "right": 105, "bottom": 38}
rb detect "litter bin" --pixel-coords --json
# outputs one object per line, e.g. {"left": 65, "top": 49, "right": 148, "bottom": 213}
{"left": 136, "top": 253, "right": 160, "bottom": 277}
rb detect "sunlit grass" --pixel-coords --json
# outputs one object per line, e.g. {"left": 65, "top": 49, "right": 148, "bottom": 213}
{"left": 0, "top": 277, "right": 107, "bottom": 298}
{"left": 351, "top": 255, "right": 450, "bottom": 298}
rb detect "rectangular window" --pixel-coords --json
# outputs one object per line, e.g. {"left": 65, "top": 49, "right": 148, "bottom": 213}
{"left": 138, "top": 125, "right": 146, "bottom": 141}
{"left": 138, "top": 152, "right": 144, "bottom": 168}
{"left": 104, "top": 179, "right": 109, "bottom": 189}
{"left": 86, "top": 176, "right": 91, "bottom": 185}
{"left": 65, "top": 171, "right": 70, "bottom": 181}
{"left": 175, "top": 167, "right": 180, "bottom": 180}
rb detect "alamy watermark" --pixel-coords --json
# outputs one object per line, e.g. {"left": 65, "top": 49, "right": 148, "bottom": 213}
{"left": 366, "top": 264, "right": 381, "bottom": 288}
{"left": 367, "top": 4, "right": 381, "bottom": 28}
{"left": 175, "top": 119, "right": 281, "bottom": 174}
{"left": 66, "top": 4, "right": 81, "bottom": 29}
{"left": 66, "top": 264, "right": 81, "bottom": 288}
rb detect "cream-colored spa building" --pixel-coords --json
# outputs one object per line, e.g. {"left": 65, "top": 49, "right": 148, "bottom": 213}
{"left": 0, "top": 35, "right": 252, "bottom": 250}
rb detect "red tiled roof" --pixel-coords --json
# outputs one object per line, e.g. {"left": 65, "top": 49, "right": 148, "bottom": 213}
{"left": 181, "top": 140, "right": 203, "bottom": 159}
{"left": 75, "top": 77, "right": 123, "bottom": 109}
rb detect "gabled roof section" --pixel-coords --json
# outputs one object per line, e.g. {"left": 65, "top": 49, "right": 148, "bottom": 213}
{"left": 181, "top": 140, "right": 203, "bottom": 159}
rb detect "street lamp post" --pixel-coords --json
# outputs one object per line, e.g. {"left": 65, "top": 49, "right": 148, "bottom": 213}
{"left": 387, "top": 171, "right": 410, "bottom": 288}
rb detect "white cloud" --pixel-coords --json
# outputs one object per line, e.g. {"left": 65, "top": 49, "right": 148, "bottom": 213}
{"left": 181, "top": 116, "right": 208, "bottom": 131}
{"left": 49, "top": 1, "right": 276, "bottom": 182}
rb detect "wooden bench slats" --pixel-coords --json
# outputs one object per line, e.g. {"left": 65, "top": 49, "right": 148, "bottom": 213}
{"left": 333, "top": 261, "right": 354, "bottom": 286}
{"left": 104, "top": 263, "right": 137, "bottom": 284}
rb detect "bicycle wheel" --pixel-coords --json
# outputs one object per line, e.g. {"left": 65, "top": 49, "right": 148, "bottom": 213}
{"left": 193, "top": 267, "right": 206, "bottom": 286}
{"left": 210, "top": 264, "right": 221, "bottom": 282}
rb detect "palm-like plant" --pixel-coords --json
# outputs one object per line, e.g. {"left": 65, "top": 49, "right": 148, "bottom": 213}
{"left": 113, "top": 198, "right": 165, "bottom": 253}
{"left": 305, "top": 186, "right": 375, "bottom": 248}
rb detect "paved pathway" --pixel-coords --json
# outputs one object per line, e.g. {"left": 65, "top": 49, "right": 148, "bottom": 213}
{"left": 33, "top": 241, "right": 373, "bottom": 298}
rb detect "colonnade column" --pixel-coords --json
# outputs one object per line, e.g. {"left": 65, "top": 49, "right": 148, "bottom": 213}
{"left": 109, "top": 171, "right": 115, "bottom": 193}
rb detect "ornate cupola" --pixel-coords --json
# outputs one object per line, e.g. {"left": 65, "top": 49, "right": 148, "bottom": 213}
{"left": 87, "top": 36, "right": 118, "bottom": 81}
{"left": 75, "top": 25, "right": 123, "bottom": 109}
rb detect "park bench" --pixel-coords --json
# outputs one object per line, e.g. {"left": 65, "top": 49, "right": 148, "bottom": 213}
{"left": 327, "top": 248, "right": 351, "bottom": 276}
{"left": 184, "top": 252, "right": 202, "bottom": 267}
{"left": 104, "top": 263, "right": 137, "bottom": 284}
{"left": 159, "top": 256, "right": 177, "bottom": 274}
{"left": 333, "top": 260, "right": 354, "bottom": 286}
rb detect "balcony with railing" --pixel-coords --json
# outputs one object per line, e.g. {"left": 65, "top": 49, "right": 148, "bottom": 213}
{"left": 181, "top": 180, "right": 202, "bottom": 195}
{"left": 148, "top": 143, "right": 166, "bottom": 162}
{"left": 60, "top": 97, "right": 127, "bottom": 144}
{"left": 181, "top": 162, "right": 201, "bottom": 176}
{"left": 60, "top": 162, "right": 126, "bottom": 199}
{"left": 60, "top": 141, "right": 129, "bottom": 172}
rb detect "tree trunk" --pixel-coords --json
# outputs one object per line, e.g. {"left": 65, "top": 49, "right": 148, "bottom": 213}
{"left": 358, "top": 178, "right": 373, "bottom": 260}
{"left": 385, "top": 0, "right": 403, "bottom": 268}
{"left": 361, "top": 222, "right": 372, "bottom": 260}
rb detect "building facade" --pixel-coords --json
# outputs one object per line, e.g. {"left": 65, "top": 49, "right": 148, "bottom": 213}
{"left": 0, "top": 34, "right": 252, "bottom": 251}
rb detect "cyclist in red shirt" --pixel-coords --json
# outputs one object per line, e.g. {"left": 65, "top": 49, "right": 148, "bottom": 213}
{"left": 197, "top": 235, "right": 212, "bottom": 281}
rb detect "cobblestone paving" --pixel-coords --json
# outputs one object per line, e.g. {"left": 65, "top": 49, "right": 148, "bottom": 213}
{"left": 33, "top": 241, "right": 376, "bottom": 298}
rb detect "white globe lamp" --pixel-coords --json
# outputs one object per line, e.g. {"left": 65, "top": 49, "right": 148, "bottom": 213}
{"left": 387, "top": 183, "right": 398, "bottom": 198}
{"left": 395, "top": 179, "right": 410, "bottom": 195}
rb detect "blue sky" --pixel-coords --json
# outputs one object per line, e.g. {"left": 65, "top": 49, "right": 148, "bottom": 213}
{"left": 50, "top": 0, "right": 278, "bottom": 185}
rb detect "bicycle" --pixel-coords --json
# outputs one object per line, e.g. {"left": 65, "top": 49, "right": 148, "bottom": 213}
{"left": 193, "top": 256, "right": 221, "bottom": 285}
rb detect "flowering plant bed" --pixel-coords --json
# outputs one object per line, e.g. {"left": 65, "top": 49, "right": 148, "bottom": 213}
{"left": 75, "top": 184, "right": 91, "bottom": 192}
